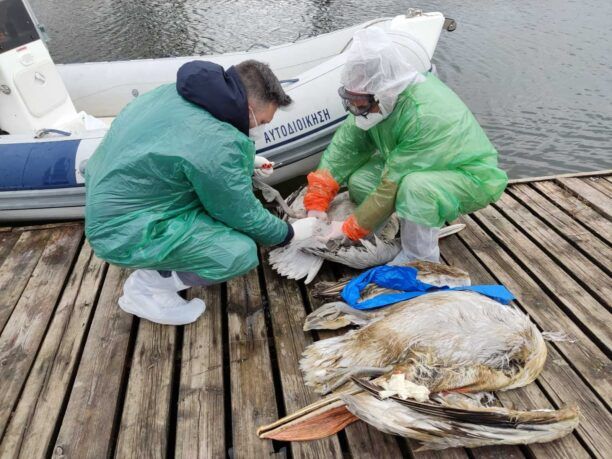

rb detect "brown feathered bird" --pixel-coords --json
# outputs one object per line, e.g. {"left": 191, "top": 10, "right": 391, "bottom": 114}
{"left": 258, "top": 262, "right": 579, "bottom": 450}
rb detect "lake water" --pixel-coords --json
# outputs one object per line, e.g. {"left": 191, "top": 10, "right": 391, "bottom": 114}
{"left": 30, "top": 0, "right": 612, "bottom": 178}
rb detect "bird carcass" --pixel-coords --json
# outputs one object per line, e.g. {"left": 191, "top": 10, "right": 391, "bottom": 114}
{"left": 268, "top": 186, "right": 464, "bottom": 283}
{"left": 258, "top": 262, "right": 579, "bottom": 450}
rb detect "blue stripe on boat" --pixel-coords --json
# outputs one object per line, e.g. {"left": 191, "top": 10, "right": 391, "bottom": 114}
{"left": 0, "top": 140, "right": 81, "bottom": 191}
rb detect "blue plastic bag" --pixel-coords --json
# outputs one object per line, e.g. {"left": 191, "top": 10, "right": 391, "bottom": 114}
{"left": 341, "top": 265, "right": 515, "bottom": 310}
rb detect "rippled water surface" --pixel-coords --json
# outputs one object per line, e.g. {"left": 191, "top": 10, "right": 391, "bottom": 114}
{"left": 30, "top": 0, "right": 612, "bottom": 177}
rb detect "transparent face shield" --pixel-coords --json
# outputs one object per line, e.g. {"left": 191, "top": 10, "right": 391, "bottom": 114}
{"left": 338, "top": 87, "right": 378, "bottom": 117}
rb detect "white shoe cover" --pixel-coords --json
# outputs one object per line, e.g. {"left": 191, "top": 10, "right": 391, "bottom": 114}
{"left": 389, "top": 219, "right": 440, "bottom": 265}
{"left": 118, "top": 269, "right": 206, "bottom": 325}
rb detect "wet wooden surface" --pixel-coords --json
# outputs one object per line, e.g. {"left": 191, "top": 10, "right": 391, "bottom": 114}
{"left": 0, "top": 172, "right": 609, "bottom": 458}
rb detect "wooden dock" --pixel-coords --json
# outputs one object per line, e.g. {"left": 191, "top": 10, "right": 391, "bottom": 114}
{"left": 0, "top": 171, "right": 610, "bottom": 458}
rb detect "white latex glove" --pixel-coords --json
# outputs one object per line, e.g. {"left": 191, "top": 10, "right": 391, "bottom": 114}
{"left": 318, "top": 221, "right": 345, "bottom": 242}
{"left": 254, "top": 155, "right": 274, "bottom": 177}
{"left": 291, "top": 217, "right": 319, "bottom": 242}
{"left": 307, "top": 210, "right": 328, "bottom": 221}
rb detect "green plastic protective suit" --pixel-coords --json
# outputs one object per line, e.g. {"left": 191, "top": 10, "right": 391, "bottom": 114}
{"left": 318, "top": 74, "right": 508, "bottom": 230}
{"left": 85, "top": 84, "right": 288, "bottom": 281}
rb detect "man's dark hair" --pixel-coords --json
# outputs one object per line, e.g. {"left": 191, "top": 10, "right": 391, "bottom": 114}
{"left": 235, "top": 60, "right": 292, "bottom": 107}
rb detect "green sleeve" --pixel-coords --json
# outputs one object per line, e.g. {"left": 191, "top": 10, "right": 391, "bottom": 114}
{"left": 184, "top": 138, "right": 288, "bottom": 246}
{"left": 318, "top": 115, "right": 376, "bottom": 184}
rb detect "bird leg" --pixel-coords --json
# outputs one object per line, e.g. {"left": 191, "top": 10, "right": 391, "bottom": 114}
{"left": 325, "top": 365, "right": 394, "bottom": 394}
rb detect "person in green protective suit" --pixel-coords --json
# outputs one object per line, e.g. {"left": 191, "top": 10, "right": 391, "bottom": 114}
{"left": 304, "top": 27, "right": 508, "bottom": 262}
{"left": 85, "top": 60, "right": 318, "bottom": 325}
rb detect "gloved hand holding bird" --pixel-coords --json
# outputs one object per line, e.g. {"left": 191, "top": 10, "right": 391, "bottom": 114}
{"left": 268, "top": 186, "right": 465, "bottom": 283}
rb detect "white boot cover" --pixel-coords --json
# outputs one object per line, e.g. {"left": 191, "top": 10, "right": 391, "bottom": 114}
{"left": 389, "top": 219, "right": 440, "bottom": 265}
{"left": 118, "top": 270, "right": 205, "bottom": 325}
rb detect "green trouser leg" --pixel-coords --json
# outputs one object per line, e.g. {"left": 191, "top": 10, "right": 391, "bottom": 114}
{"left": 347, "top": 154, "right": 385, "bottom": 205}
{"left": 396, "top": 170, "right": 496, "bottom": 227}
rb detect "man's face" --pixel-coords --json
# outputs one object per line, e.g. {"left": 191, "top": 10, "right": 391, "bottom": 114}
{"left": 249, "top": 100, "right": 278, "bottom": 128}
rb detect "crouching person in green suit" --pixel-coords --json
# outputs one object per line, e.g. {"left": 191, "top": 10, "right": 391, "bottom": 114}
{"left": 304, "top": 28, "right": 508, "bottom": 262}
{"left": 85, "top": 60, "right": 316, "bottom": 325}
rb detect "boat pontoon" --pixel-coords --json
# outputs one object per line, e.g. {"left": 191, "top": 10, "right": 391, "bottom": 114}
{"left": 0, "top": 0, "right": 455, "bottom": 220}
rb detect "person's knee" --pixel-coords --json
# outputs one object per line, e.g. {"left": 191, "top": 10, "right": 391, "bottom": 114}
{"left": 397, "top": 173, "right": 444, "bottom": 226}
{"left": 232, "top": 235, "right": 259, "bottom": 273}
{"left": 348, "top": 171, "right": 375, "bottom": 205}
{"left": 347, "top": 156, "right": 385, "bottom": 204}
{"left": 198, "top": 233, "right": 259, "bottom": 282}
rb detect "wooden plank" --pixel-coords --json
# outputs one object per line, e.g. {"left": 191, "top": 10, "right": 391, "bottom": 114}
{"left": 508, "top": 170, "right": 612, "bottom": 184}
{"left": 557, "top": 177, "right": 612, "bottom": 215}
{"left": 226, "top": 269, "right": 281, "bottom": 458}
{"left": 450, "top": 220, "right": 612, "bottom": 455}
{"left": 537, "top": 345, "right": 612, "bottom": 457}
{"left": 0, "top": 225, "right": 82, "bottom": 436}
{"left": 51, "top": 266, "right": 133, "bottom": 459}
{"left": 453, "top": 216, "right": 611, "bottom": 403}
{"left": 11, "top": 221, "right": 84, "bottom": 233}
{"left": 115, "top": 321, "right": 177, "bottom": 458}
{"left": 440, "top": 236, "right": 590, "bottom": 458}
{"left": 0, "top": 242, "right": 106, "bottom": 458}
{"left": 585, "top": 176, "right": 612, "bottom": 196}
{"left": 0, "top": 231, "right": 19, "bottom": 266}
{"left": 346, "top": 421, "right": 406, "bottom": 458}
{"left": 508, "top": 184, "right": 611, "bottom": 273}
{"left": 175, "top": 285, "right": 225, "bottom": 459}
{"left": 474, "top": 205, "right": 611, "bottom": 351}
{"left": 260, "top": 251, "right": 344, "bottom": 458}
{"left": 470, "top": 445, "right": 524, "bottom": 458}
{"left": 532, "top": 181, "right": 612, "bottom": 238}
{"left": 304, "top": 266, "right": 412, "bottom": 458}
{"left": 495, "top": 192, "right": 611, "bottom": 303}
{"left": 0, "top": 229, "right": 51, "bottom": 332}
{"left": 411, "top": 446, "right": 469, "bottom": 459}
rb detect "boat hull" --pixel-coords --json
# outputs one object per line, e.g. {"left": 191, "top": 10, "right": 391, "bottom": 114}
{"left": 0, "top": 13, "right": 445, "bottom": 221}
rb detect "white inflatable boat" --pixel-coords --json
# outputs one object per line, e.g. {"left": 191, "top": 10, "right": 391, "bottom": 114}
{"left": 0, "top": 0, "right": 455, "bottom": 221}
